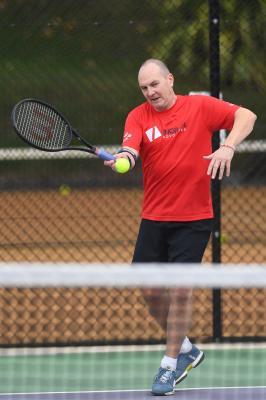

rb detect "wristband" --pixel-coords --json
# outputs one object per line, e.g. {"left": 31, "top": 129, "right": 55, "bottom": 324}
{"left": 117, "top": 148, "right": 138, "bottom": 161}
{"left": 220, "top": 144, "right": 236, "bottom": 151}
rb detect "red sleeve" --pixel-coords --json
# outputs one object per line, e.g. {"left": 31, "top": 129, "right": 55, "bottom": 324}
{"left": 121, "top": 109, "right": 143, "bottom": 153}
{"left": 200, "top": 95, "right": 240, "bottom": 132}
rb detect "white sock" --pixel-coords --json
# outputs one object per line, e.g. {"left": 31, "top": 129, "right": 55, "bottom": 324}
{"left": 179, "top": 336, "right": 193, "bottom": 354}
{"left": 161, "top": 355, "right": 177, "bottom": 370}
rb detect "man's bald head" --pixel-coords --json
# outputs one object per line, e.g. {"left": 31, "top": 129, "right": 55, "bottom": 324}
{"left": 138, "top": 59, "right": 176, "bottom": 112}
{"left": 138, "top": 59, "right": 170, "bottom": 78}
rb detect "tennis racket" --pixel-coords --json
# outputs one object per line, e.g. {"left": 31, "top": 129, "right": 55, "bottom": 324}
{"left": 11, "top": 98, "right": 115, "bottom": 161}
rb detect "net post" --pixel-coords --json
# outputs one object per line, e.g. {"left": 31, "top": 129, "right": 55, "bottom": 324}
{"left": 209, "top": 0, "right": 222, "bottom": 342}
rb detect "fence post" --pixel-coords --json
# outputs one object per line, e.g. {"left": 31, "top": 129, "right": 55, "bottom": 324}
{"left": 209, "top": 0, "right": 222, "bottom": 342}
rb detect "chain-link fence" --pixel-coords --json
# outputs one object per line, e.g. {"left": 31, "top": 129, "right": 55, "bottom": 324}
{"left": 0, "top": 0, "right": 265, "bottom": 345}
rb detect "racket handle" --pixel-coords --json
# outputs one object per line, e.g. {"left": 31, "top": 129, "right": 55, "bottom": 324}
{"left": 96, "top": 148, "right": 115, "bottom": 161}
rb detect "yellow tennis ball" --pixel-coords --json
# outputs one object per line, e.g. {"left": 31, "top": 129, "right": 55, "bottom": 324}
{"left": 59, "top": 184, "right": 71, "bottom": 196}
{"left": 221, "top": 233, "right": 229, "bottom": 244}
{"left": 115, "top": 158, "right": 130, "bottom": 174}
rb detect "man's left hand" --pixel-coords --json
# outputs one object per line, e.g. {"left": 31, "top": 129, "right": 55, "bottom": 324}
{"left": 203, "top": 145, "right": 235, "bottom": 180}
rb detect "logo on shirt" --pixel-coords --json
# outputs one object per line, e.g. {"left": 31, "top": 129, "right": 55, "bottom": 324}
{"left": 123, "top": 132, "right": 133, "bottom": 142}
{"left": 145, "top": 124, "right": 187, "bottom": 142}
{"left": 145, "top": 126, "right": 162, "bottom": 142}
{"left": 162, "top": 123, "right": 187, "bottom": 138}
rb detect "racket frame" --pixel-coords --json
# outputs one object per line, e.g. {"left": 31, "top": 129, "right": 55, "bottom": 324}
{"left": 11, "top": 98, "right": 115, "bottom": 161}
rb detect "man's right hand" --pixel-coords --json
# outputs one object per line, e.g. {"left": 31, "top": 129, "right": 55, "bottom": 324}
{"left": 104, "top": 148, "right": 137, "bottom": 171}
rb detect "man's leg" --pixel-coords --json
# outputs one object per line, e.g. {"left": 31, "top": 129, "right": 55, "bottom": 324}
{"left": 133, "top": 219, "right": 212, "bottom": 395}
{"left": 165, "top": 220, "right": 212, "bottom": 385}
{"left": 164, "top": 220, "right": 212, "bottom": 356}
{"left": 152, "top": 220, "right": 212, "bottom": 395}
{"left": 165, "top": 288, "right": 193, "bottom": 358}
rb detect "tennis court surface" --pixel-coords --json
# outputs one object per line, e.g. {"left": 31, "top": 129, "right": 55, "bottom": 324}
{"left": 0, "top": 345, "right": 266, "bottom": 399}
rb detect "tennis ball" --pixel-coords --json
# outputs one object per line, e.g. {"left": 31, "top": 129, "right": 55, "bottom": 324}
{"left": 221, "top": 233, "right": 229, "bottom": 244}
{"left": 59, "top": 184, "right": 71, "bottom": 196}
{"left": 115, "top": 158, "right": 130, "bottom": 174}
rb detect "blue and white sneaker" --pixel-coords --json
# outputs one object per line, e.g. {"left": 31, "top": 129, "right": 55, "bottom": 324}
{"left": 151, "top": 367, "right": 178, "bottom": 396}
{"left": 175, "top": 344, "right": 205, "bottom": 385}
{"left": 151, "top": 345, "right": 205, "bottom": 395}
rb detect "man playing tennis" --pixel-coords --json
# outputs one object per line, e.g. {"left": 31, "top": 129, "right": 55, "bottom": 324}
{"left": 105, "top": 59, "right": 257, "bottom": 395}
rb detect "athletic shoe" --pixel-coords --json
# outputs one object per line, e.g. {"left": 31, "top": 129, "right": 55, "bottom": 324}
{"left": 151, "top": 366, "right": 178, "bottom": 396}
{"left": 175, "top": 344, "right": 205, "bottom": 385}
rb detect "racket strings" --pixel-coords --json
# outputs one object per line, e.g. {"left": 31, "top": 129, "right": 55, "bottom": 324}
{"left": 15, "top": 102, "right": 72, "bottom": 150}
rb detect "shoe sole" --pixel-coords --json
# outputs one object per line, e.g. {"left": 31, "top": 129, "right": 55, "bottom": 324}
{"left": 152, "top": 392, "right": 175, "bottom": 396}
{"left": 175, "top": 350, "right": 205, "bottom": 385}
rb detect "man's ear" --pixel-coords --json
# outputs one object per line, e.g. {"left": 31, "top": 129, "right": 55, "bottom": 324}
{"left": 168, "top": 73, "right": 174, "bottom": 87}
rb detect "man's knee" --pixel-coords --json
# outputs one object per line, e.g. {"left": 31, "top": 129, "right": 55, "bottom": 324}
{"left": 170, "top": 288, "right": 192, "bottom": 303}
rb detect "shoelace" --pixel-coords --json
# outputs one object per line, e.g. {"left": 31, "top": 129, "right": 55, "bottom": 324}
{"left": 158, "top": 369, "right": 173, "bottom": 383}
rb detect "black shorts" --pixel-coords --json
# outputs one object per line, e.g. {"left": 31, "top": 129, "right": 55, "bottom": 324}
{"left": 132, "top": 218, "right": 213, "bottom": 263}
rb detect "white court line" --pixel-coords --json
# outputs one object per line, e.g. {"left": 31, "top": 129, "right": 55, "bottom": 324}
{"left": 0, "top": 342, "right": 266, "bottom": 356}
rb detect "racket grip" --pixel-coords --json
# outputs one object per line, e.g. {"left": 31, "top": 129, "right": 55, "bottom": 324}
{"left": 96, "top": 148, "right": 115, "bottom": 161}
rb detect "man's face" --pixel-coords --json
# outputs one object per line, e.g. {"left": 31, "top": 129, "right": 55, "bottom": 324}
{"left": 138, "top": 64, "right": 175, "bottom": 111}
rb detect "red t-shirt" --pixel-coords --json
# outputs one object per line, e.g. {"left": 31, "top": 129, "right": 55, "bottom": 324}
{"left": 122, "top": 95, "right": 239, "bottom": 221}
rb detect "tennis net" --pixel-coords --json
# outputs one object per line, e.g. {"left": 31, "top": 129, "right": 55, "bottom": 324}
{"left": 0, "top": 262, "right": 266, "bottom": 400}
